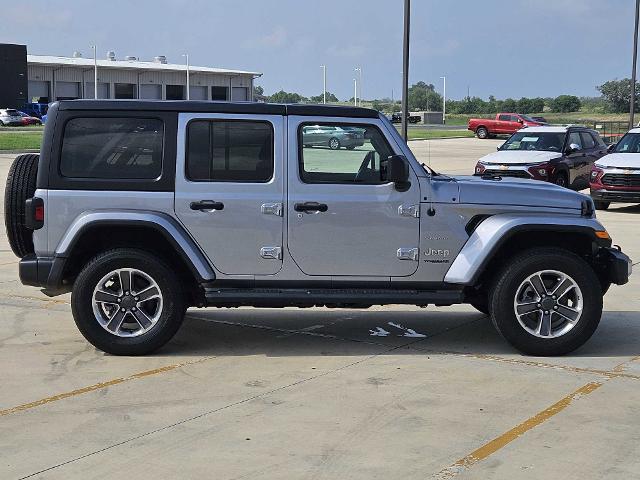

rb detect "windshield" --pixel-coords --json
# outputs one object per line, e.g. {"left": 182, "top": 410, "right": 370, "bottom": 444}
{"left": 500, "top": 131, "right": 565, "bottom": 152}
{"left": 614, "top": 133, "right": 640, "bottom": 153}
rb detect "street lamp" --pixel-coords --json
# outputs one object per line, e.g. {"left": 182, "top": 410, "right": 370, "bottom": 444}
{"left": 631, "top": 0, "right": 640, "bottom": 128}
{"left": 320, "top": 65, "right": 327, "bottom": 104}
{"left": 353, "top": 78, "right": 358, "bottom": 106}
{"left": 440, "top": 76, "right": 446, "bottom": 124}
{"left": 355, "top": 67, "right": 362, "bottom": 106}
{"left": 90, "top": 44, "right": 98, "bottom": 99}
{"left": 182, "top": 54, "right": 190, "bottom": 100}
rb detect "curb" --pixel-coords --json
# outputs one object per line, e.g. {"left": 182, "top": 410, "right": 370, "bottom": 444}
{"left": 0, "top": 150, "right": 40, "bottom": 154}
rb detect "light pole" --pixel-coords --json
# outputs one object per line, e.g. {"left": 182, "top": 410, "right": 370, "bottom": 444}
{"left": 440, "top": 76, "right": 446, "bottom": 124}
{"left": 182, "top": 54, "right": 190, "bottom": 100}
{"left": 401, "top": 0, "right": 411, "bottom": 140}
{"left": 353, "top": 78, "right": 358, "bottom": 106}
{"left": 631, "top": 0, "right": 640, "bottom": 128}
{"left": 355, "top": 67, "right": 362, "bottom": 106}
{"left": 90, "top": 44, "right": 98, "bottom": 99}
{"left": 320, "top": 65, "right": 327, "bottom": 104}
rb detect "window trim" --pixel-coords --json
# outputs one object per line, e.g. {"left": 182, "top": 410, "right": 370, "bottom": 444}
{"left": 297, "top": 121, "right": 395, "bottom": 185}
{"left": 58, "top": 115, "right": 165, "bottom": 181}
{"left": 185, "top": 118, "right": 275, "bottom": 183}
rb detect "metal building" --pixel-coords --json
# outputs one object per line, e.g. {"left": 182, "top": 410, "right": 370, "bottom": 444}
{"left": 15, "top": 47, "right": 261, "bottom": 104}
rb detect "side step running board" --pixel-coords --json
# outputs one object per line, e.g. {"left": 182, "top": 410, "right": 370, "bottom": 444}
{"left": 203, "top": 287, "right": 464, "bottom": 308}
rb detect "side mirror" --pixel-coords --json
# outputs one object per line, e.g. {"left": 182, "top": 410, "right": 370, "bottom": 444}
{"left": 383, "top": 155, "right": 410, "bottom": 189}
{"left": 566, "top": 143, "right": 581, "bottom": 154}
{"left": 607, "top": 143, "right": 617, "bottom": 153}
{"left": 517, "top": 118, "right": 523, "bottom": 124}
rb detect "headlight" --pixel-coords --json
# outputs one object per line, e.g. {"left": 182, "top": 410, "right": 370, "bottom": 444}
{"left": 591, "top": 170, "right": 599, "bottom": 179}
{"left": 475, "top": 163, "right": 486, "bottom": 174}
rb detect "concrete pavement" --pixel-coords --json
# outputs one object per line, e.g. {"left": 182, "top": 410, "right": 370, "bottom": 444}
{"left": 0, "top": 139, "right": 639, "bottom": 480}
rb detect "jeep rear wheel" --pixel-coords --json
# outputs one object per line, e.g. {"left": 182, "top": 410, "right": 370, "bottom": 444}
{"left": 4, "top": 154, "right": 39, "bottom": 257}
{"left": 71, "top": 249, "right": 186, "bottom": 355}
{"left": 490, "top": 248, "right": 602, "bottom": 356}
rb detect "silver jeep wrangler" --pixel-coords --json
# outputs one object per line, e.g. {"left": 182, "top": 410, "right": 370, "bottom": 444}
{"left": 4, "top": 100, "right": 632, "bottom": 356}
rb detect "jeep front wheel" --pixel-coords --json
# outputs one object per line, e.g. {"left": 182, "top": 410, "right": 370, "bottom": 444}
{"left": 490, "top": 248, "right": 602, "bottom": 356}
{"left": 71, "top": 249, "right": 185, "bottom": 355}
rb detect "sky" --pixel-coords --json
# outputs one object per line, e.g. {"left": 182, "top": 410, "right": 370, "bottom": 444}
{"left": 0, "top": 0, "right": 636, "bottom": 101}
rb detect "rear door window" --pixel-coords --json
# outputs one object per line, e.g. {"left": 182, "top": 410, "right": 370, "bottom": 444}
{"left": 60, "top": 117, "right": 163, "bottom": 179}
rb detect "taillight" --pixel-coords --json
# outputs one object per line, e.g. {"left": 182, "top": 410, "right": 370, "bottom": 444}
{"left": 25, "top": 197, "right": 44, "bottom": 230}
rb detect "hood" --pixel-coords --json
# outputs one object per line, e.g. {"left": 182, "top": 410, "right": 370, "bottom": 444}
{"left": 595, "top": 153, "right": 640, "bottom": 169}
{"left": 452, "top": 175, "right": 586, "bottom": 211}
{"left": 478, "top": 150, "right": 560, "bottom": 165}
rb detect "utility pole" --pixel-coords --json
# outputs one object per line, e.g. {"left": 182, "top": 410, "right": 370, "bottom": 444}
{"left": 353, "top": 78, "right": 358, "bottom": 106}
{"left": 90, "top": 44, "right": 98, "bottom": 99}
{"left": 401, "top": 0, "right": 411, "bottom": 141}
{"left": 355, "top": 67, "right": 362, "bottom": 106}
{"left": 182, "top": 54, "right": 190, "bottom": 100}
{"left": 631, "top": 0, "right": 640, "bottom": 128}
{"left": 320, "top": 65, "right": 327, "bottom": 104}
{"left": 440, "top": 76, "right": 446, "bottom": 124}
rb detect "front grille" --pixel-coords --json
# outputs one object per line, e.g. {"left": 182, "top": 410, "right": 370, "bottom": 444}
{"left": 602, "top": 174, "right": 640, "bottom": 187}
{"left": 483, "top": 169, "right": 532, "bottom": 179}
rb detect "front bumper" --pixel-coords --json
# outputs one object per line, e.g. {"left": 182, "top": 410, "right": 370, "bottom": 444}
{"left": 591, "top": 188, "right": 640, "bottom": 204}
{"left": 597, "top": 247, "right": 632, "bottom": 286}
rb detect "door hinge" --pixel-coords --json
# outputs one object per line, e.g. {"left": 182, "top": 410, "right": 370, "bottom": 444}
{"left": 261, "top": 203, "right": 283, "bottom": 217}
{"left": 397, "top": 247, "right": 419, "bottom": 261}
{"left": 398, "top": 204, "right": 420, "bottom": 218}
{"left": 260, "top": 246, "right": 282, "bottom": 260}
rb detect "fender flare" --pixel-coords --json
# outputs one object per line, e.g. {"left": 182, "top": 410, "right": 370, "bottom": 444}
{"left": 54, "top": 210, "right": 216, "bottom": 282}
{"left": 444, "top": 214, "right": 608, "bottom": 285}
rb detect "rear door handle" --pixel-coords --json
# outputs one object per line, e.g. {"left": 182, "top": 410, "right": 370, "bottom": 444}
{"left": 190, "top": 200, "right": 224, "bottom": 211}
{"left": 294, "top": 202, "right": 328, "bottom": 213}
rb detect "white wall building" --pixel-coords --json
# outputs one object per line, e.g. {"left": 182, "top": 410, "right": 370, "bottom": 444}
{"left": 26, "top": 52, "right": 261, "bottom": 103}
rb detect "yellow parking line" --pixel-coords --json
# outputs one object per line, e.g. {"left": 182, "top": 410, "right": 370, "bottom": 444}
{"left": 0, "top": 356, "right": 214, "bottom": 417}
{"left": 433, "top": 382, "right": 603, "bottom": 479}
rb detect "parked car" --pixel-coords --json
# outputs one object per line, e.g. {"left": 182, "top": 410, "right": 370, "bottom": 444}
{"left": 474, "top": 125, "right": 608, "bottom": 190}
{"left": 468, "top": 113, "right": 545, "bottom": 139}
{"left": 4, "top": 100, "right": 630, "bottom": 356}
{"left": 590, "top": 127, "right": 640, "bottom": 209}
{"left": 0, "top": 108, "right": 24, "bottom": 126}
{"left": 391, "top": 112, "right": 421, "bottom": 124}
{"left": 18, "top": 111, "right": 42, "bottom": 126}
{"left": 302, "top": 125, "right": 365, "bottom": 150}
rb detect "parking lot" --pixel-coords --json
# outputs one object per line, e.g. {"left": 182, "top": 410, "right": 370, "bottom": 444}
{"left": 1, "top": 137, "right": 639, "bottom": 479}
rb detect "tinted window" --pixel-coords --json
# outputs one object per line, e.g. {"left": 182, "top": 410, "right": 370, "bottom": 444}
{"left": 498, "top": 115, "right": 510, "bottom": 121}
{"left": 567, "top": 132, "right": 582, "bottom": 150}
{"left": 580, "top": 132, "right": 595, "bottom": 149}
{"left": 500, "top": 132, "right": 565, "bottom": 152}
{"left": 60, "top": 118, "right": 163, "bottom": 179}
{"left": 299, "top": 123, "right": 394, "bottom": 184}
{"left": 187, "top": 120, "right": 273, "bottom": 182}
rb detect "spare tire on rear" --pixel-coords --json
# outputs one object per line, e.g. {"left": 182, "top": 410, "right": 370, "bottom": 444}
{"left": 4, "top": 154, "right": 39, "bottom": 257}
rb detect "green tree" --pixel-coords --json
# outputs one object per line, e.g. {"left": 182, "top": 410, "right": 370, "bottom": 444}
{"left": 268, "top": 90, "right": 308, "bottom": 104}
{"left": 550, "top": 95, "right": 582, "bottom": 113}
{"left": 253, "top": 85, "right": 264, "bottom": 96}
{"left": 408, "top": 81, "right": 443, "bottom": 111}
{"left": 502, "top": 98, "right": 517, "bottom": 112}
{"left": 597, "top": 79, "right": 640, "bottom": 113}
{"left": 309, "top": 92, "right": 339, "bottom": 103}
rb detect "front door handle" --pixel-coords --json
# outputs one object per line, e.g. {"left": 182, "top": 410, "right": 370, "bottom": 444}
{"left": 294, "top": 202, "right": 328, "bottom": 213}
{"left": 190, "top": 200, "right": 224, "bottom": 211}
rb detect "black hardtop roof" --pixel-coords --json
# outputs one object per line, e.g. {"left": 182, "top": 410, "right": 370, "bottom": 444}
{"left": 55, "top": 100, "right": 380, "bottom": 118}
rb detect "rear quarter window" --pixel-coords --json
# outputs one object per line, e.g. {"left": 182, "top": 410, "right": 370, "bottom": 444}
{"left": 60, "top": 117, "right": 164, "bottom": 179}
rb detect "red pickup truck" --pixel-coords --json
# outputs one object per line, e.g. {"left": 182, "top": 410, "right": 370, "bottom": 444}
{"left": 468, "top": 113, "right": 545, "bottom": 139}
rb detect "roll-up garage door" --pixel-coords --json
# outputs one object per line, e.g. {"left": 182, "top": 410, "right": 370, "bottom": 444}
{"left": 140, "top": 84, "right": 162, "bottom": 99}
{"left": 85, "top": 83, "right": 110, "bottom": 99}
{"left": 28, "top": 81, "right": 49, "bottom": 101}
{"left": 190, "top": 86, "right": 208, "bottom": 100}
{"left": 56, "top": 81, "right": 80, "bottom": 99}
{"left": 232, "top": 87, "right": 248, "bottom": 101}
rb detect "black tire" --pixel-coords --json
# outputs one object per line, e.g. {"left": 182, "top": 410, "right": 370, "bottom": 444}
{"left": 476, "top": 127, "right": 489, "bottom": 139}
{"left": 470, "top": 298, "right": 490, "bottom": 316}
{"left": 4, "top": 154, "right": 39, "bottom": 257}
{"left": 329, "top": 137, "right": 341, "bottom": 150}
{"left": 71, "top": 249, "right": 186, "bottom": 356}
{"left": 346, "top": 145, "right": 356, "bottom": 150}
{"left": 594, "top": 200, "right": 610, "bottom": 210}
{"left": 490, "top": 248, "right": 602, "bottom": 356}
{"left": 553, "top": 171, "right": 568, "bottom": 188}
